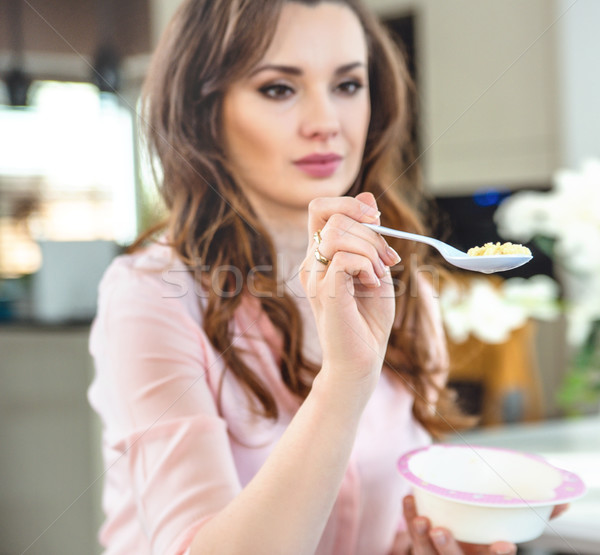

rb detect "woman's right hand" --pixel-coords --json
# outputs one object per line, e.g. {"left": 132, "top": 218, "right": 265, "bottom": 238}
{"left": 299, "top": 192, "right": 401, "bottom": 396}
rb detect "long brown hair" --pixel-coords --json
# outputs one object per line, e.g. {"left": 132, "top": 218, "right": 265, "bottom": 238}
{"left": 138, "top": 0, "right": 469, "bottom": 437}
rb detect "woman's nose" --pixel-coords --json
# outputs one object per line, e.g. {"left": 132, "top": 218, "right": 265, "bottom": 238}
{"left": 299, "top": 91, "right": 340, "bottom": 140}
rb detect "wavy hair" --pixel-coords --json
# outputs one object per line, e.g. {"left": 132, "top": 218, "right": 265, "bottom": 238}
{"left": 137, "top": 0, "right": 470, "bottom": 437}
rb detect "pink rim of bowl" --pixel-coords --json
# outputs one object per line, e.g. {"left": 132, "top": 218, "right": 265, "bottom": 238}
{"left": 397, "top": 444, "right": 587, "bottom": 508}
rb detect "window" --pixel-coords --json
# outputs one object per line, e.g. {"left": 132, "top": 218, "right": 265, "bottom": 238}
{"left": 0, "top": 81, "right": 137, "bottom": 277}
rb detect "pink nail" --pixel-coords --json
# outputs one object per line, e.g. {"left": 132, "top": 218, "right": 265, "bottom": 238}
{"left": 431, "top": 530, "right": 447, "bottom": 545}
{"left": 386, "top": 246, "right": 401, "bottom": 264}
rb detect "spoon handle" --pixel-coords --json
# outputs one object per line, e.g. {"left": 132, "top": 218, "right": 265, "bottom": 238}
{"left": 362, "top": 223, "right": 439, "bottom": 249}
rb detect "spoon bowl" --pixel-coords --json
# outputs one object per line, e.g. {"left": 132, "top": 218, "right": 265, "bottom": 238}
{"left": 363, "top": 223, "right": 532, "bottom": 274}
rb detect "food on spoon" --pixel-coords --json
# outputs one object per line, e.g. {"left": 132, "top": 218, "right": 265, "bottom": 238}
{"left": 467, "top": 242, "right": 532, "bottom": 256}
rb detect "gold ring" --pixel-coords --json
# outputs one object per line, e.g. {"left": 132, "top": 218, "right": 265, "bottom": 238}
{"left": 313, "top": 229, "right": 323, "bottom": 245}
{"left": 314, "top": 247, "right": 330, "bottom": 266}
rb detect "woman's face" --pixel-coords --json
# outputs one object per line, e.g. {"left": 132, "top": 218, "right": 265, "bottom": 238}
{"left": 222, "top": 2, "right": 371, "bottom": 221}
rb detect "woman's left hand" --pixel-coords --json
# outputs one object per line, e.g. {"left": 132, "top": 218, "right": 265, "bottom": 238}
{"left": 392, "top": 495, "right": 570, "bottom": 555}
{"left": 390, "top": 495, "right": 517, "bottom": 555}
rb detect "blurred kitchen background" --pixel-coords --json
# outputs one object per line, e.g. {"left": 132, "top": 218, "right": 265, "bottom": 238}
{"left": 1, "top": 0, "right": 599, "bottom": 553}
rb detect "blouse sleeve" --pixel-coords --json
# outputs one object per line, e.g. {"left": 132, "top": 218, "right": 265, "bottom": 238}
{"left": 89, "top": 256, "right": 242, "bottom": 555}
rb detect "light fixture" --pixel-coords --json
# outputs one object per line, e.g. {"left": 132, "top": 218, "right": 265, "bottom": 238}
{"left": 91, "top": 0, "right": 121, "bottom": 93}
{"left": 5, "top": 68, "right": 32, "bottom": 107}
{"left": 3, "top": 0, "right": 32, "bottom": 106}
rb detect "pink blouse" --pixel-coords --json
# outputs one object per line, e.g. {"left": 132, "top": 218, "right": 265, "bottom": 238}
{"left": 88, "top": 241, "right": 434, "bottom": 555}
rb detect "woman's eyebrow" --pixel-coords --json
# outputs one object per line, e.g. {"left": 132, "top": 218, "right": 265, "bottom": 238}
{"left": 249, "top": 61, "right": 366, "bottom": 77}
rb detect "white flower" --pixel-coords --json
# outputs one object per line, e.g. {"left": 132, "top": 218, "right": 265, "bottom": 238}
{"left": 468, "top": 281, "right": 528, "bottom": 343}
{"left": 568, "top": 303, "right": 598, "bottom": 346}
{"left": 496, "top": 160, "right": 600, "bottom": 270}
{"left": 495, "top": 159, "right": 600, "bottom": 347}
{"left": 555, "top": 222, "right": 600, "bottom": 274}
{"left": 441, "top": 280, "right": 520, "bottom": 344}
{"left": 494, "top": 191, "right": 550, "bottom": 242}
{"left": 502, "top": 275, "right": 561, "bottom": 321}
{"left": 440, "top": 276, "right": 560, "bottom": 345}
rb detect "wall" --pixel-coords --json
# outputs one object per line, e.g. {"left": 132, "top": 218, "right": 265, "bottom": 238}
{"left": 555, "top": 0, "right": 600, "bottom": 167}
{"left": 368, "top": 0, "right": 559, "bottom": 194}
{"left": 0, "top": 327, "right": 101, "bottom": 555}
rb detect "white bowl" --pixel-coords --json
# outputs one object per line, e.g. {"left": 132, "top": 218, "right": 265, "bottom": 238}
{"left": 397, "top": 444, "right": 586, "bottom": 544}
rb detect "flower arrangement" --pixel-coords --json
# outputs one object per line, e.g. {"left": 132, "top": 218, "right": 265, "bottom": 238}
{"left": 440, "top": 275, "right": 560, "bottom": 346}
{"left": 439, "top": 274, "right": 560, "bottom": 425}
{"left": 494, "top": 159, "right": 600, "bottom": 411}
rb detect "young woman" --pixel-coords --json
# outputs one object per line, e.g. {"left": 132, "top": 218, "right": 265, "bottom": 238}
{"left": 89, "top": 1, "right": 561, "bottom": 553}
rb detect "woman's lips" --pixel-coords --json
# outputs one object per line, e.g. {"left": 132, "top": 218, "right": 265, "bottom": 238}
{"left": 293, "top": 153, "right": 342, "bottom": 178}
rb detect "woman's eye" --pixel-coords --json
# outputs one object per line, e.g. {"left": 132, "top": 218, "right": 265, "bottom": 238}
{"left": 258, "top": 83, "right": 294, "bottom": 100}
{"left": 336, "top": 80, "right": 363, "bottom": 95}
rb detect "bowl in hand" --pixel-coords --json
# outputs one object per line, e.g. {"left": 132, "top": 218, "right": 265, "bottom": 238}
{"left": 397, "top": 444, "right": 586, "bottom": 544}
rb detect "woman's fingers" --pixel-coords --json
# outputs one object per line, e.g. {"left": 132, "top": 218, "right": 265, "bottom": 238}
{"left": 430, "top": 530, "right": 516, "bottom": 555}
{"left": 306, "top": 194, "right": 402, "bottom": 288}
{"left": 487, "top": 541, "right": 517, "bottom": 555}
{"left": 316, "top": 213, "right": 400, "bottom": 277}
{"left": 403, "top": 495, "right": 418, "bottom": 521}
{"left": 389, "top": 530, "right": 413, "bottom": 555}
{"left": 425, "top": 528, "right": 463, "bottom": 555}
{"left": 409, "top": 518, "right": 438, "bottom": 555}
{"left": 550, "top": 503, "right": 569, "bottom": 519}
{"left": 403, "top": 497, "right": 517, "bottom": 555}
{"left": 307, "top": 194, "right": 381, "bottom": 243}
{"left": 328, "top": 251, "right": 383, "bottom": 288}
{"left": 404, "top": 496, "right": 438, "bottom": 555}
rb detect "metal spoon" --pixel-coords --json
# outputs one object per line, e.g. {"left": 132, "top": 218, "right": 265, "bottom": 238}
{"left": 363, "top": 223, "right": 532, "bottom": 274}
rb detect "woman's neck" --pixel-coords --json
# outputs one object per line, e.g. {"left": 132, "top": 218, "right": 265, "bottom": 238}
{"left": 254, "top": 205, "right": 309, "bottom": 282}
{"left": 249, "top": 203, "right": 321, "bottom": 363}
